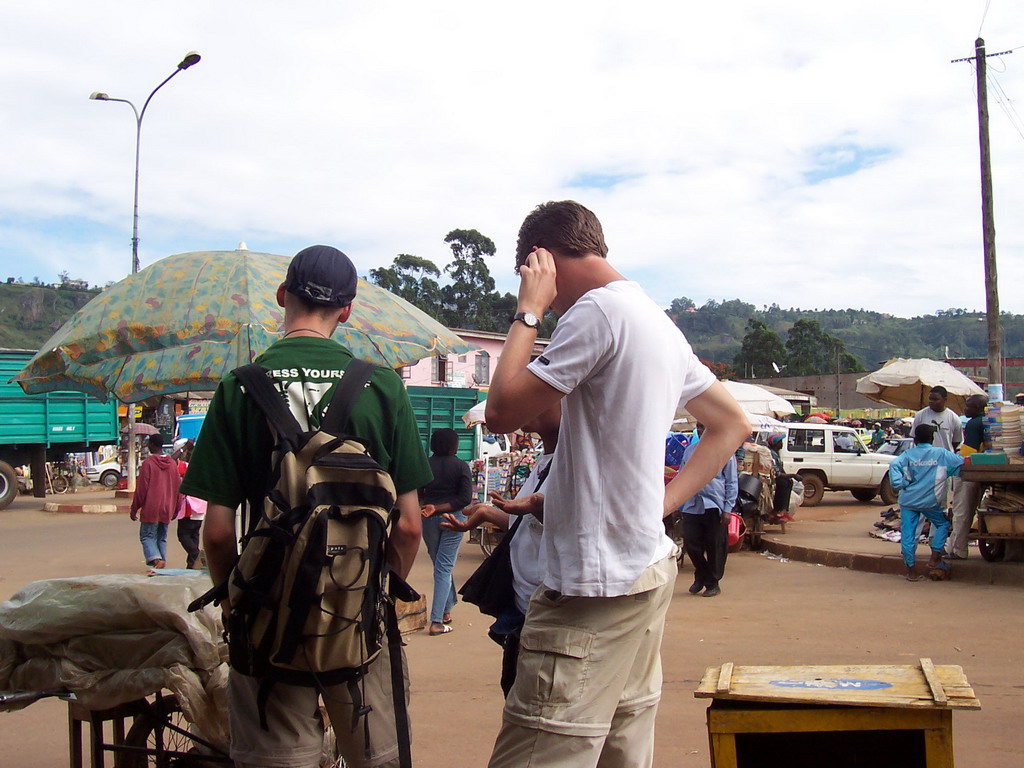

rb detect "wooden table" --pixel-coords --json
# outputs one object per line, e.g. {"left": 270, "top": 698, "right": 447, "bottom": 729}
{"left": 695, "top": 661, "right": 980, "bottom": 768}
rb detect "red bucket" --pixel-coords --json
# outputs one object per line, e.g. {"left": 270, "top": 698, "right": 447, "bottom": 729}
{"left": 726, "top": 512, "right": 745, "bottom": 551}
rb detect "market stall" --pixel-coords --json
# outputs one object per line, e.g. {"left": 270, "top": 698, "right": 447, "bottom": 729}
{"left": 960, "top": 463, "right": 1024, "bottom": 562}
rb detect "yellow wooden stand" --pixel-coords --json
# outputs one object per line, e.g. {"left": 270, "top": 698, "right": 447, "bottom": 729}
{"left": 695, "top": 661, "right": 980, "bottom": 768}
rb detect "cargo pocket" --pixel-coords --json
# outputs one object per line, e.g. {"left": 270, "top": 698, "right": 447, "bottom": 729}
{"left": 517, "top": 623, "right": 595, "bottom": 706}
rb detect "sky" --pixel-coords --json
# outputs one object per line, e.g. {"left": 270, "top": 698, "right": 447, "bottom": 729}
{"left": 2, "top": 2, "right": 1023, "bottom": 318}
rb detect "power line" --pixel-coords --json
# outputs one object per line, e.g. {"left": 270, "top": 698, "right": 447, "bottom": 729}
{"left": 978, "top": 0, "right": 993, "bottom": 38}
{"left": 988, "top": 72, "right": 1024, "bottom": 141}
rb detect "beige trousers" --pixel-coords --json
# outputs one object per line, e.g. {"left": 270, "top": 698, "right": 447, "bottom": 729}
{"left": 488, "top": 555, "right": 678, "bottom": 768}
{"left": 947, "top": 478, "right": 981, "bottom": 558}
{"left": 229, "top": 641, "right": 409, "bottom": 768}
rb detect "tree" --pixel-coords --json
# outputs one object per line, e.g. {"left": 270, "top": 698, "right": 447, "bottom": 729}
{"left": 733, "top": 319, "right": 786, "bottom": 378}
{"left": 369, "top": 254, "right": 443, "bottom": 317}
{"left": 441, "top": 229, "right": 497, "bottom": 329}
{"left": 784, "top": 319, "right": 861, "bottom": 375}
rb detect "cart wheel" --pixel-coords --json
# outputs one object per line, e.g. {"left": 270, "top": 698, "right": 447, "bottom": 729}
{"left": 978, "top": 537, "right": 1005, "bottom": 562}
{"left": 51, "top": 475, "right": 70, "bottom": 494}
{"left": 0, "top": 461, "right": 17, "bottom": 511}
{"left": 117, "top": 702, "right": 209, "bottom": 768}
{"left": 977, "top": 517, "right": 1006, "bottom": 563}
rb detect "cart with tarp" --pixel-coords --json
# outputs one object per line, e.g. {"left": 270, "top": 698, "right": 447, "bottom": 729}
{"left": 959, "top": 463, "right": 1024, "bottom": 562}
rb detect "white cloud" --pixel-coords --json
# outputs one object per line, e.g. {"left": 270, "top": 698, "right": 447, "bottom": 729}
{"left": 1, "top": 1, "right": 1022, "bottom": 318}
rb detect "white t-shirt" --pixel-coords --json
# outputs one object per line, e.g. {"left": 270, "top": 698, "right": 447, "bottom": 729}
{"left": 912, "top": 407, "right": 963, "bottom": 453}
{"left": 526, "top": 281, "right": 715, "bottom": 597}
{"left": 509, "top": 453, "right": 552, "bottom": 615}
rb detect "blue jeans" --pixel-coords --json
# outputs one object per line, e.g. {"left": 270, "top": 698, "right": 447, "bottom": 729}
{"left": 139, "top": 522, "right": 168, "bottom": 565}
{"left": 421, "top": 512, "right": 465, "bottom": 623}
{"left": 900, "top": 507, "right": 949, "bottom": 568}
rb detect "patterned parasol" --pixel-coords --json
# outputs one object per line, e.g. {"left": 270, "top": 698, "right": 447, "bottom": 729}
{"left": 14, "top": 249, "right": 474, "bottom": 403}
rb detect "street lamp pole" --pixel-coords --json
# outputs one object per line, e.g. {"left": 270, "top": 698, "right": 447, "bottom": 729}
{"left": 90, "top": 51, "right": 201, "bottom": 492}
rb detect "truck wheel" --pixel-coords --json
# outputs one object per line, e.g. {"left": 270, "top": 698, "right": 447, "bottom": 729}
{"left": 879, "top": 476, "right": 898, "bottom": 506}
{"left": 100, "top": 470, "right": 121, "bottom": 489}
{"left": 851, "top": 488, "right": 878, "bottom": 503}
{"left": 0, "top": 461, "right": 16, "bottom": 510}
{"left": 799, "top": 473, "right": 825, "bottom": 507}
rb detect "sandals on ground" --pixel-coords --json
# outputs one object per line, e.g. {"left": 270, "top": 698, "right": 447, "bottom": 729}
{"left": 429, "top": 624, "right": 453, "bottom": 636}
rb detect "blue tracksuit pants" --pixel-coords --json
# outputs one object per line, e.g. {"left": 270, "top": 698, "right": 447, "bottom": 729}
{"left": 900, "top": 507, "right": 950, "bottom": 568}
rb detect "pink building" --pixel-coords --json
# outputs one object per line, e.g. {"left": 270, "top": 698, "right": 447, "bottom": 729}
{"left": 399, "top": 329, "right": 550, "bottom": 390}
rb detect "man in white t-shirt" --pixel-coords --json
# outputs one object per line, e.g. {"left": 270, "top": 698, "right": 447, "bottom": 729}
{"left": 911, "top": 386, "right": 963, "bottom": 454}
{"left": 484, "top": 200, "right": 749, "bottom": 768}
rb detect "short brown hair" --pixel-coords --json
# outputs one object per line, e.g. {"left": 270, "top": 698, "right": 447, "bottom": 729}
{"left": 515, "top": 200, "right": 608, "bottom": 273}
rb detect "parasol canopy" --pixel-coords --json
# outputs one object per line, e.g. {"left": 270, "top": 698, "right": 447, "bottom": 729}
{"left": 675, "top": 380, "right": 796, "bottom": 423}
{"left": 14, "top": 249, "right": 474, "bottom": 403}
{"left": 855, "top": 358, "right": 986, "bottom": 414}
{"left": 673, "top": 410, "right": 783, "bottom": 433}
{"left": 121, "top": 422, "right": 161, "bottom": 436}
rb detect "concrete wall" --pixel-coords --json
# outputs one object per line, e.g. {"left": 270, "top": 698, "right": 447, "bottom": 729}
{"left": 740, "top": 373, "right": 878, "bottom": 412}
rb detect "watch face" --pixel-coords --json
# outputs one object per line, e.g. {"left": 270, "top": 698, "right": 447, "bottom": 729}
{"left": 523, "top": 312, "right": 538, "bottom": 327}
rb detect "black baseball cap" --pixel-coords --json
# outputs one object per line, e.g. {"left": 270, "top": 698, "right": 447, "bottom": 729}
{"left": 284, "top": 245, "right": 358, "bottom": 307}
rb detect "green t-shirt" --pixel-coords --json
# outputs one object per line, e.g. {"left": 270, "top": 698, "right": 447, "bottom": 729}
{"left": 963, "top": 414, "right": 985, "bottom": 452}
{"left": 180, "top": 337, "right": 432, "bottom": 508}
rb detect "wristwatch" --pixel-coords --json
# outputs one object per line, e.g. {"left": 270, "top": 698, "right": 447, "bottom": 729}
{"left": 511, "top": 311, "right": 540, "bottom": 329}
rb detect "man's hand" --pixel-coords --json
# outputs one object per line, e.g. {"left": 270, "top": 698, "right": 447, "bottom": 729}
{"left": 129, "top": 511, "right": 138, "bottom": 522}
{"left": 440, "top": 511, "right": 478, "bottom": 532}
{"left": 420, "top": 504, "right": 436, "bottom": 518}
{"left": 517, "top": 248, "right": 558, "bottom": 318}
{"left": 491, "top": 490, "right": 544, "bottom": 520}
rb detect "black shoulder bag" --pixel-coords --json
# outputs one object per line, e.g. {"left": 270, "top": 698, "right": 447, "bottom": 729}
{"left": 459, "top": 463, "right": 549, "bottom": 618}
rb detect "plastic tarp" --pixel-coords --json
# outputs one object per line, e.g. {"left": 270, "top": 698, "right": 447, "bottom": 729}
{"left": 0, "top": 572, "right": 229, "bottom": 750}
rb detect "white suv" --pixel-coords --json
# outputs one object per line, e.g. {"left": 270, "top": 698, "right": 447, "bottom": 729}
{"left": 766, "top": 423, "right": 897, "bottom": 506}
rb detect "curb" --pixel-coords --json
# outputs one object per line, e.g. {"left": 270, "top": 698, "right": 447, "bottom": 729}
{"left": 762, "top": 535, "right": 1024, "bottom": 587}
{"left": 43, "top": 502, "right": 130, "bottom": 515}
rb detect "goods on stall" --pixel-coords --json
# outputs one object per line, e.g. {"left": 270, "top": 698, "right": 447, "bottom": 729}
{"left": 984, "top": 403, "right": 1024, "bottom": 460}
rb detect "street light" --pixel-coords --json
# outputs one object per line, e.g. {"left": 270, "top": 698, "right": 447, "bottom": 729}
{"left": 89, "top": 51, "right": 201, "bottom": 273}
{"left": 90, "top": 51, "right": 201, "bottom": 492}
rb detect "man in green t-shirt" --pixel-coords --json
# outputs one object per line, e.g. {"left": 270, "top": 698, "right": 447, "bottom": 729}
{"left": 180, "top": 245, "right": 432, "bottom": 768}
{"left": 946, "top": 393, "right": 987, "bottom": 560}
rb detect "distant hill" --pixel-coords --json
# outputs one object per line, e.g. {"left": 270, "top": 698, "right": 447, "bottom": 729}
{"left": 0, "top": 283, "right": 101, "bottom": 351}
{"left": 2, "top": 282, "right": 1021, "bottom": 374}
{"left": 668, "top": 299, "right": 1024, "bottom": 371}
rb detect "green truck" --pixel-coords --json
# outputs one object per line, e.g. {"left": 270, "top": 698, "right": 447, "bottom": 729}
{"left": 0, "top": 349, "right": 120, "bottom": 509}
{"left": 406, "top": 385, "right": 482, "bottom": 463}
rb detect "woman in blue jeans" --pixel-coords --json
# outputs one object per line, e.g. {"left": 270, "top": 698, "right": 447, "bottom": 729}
{"left": 419, "top": 428, "right": 474, "bottom": 636}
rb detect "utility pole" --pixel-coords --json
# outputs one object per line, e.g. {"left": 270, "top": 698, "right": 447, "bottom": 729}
{"left": 973, "top": 38, "right": 1001, "bottom": 388}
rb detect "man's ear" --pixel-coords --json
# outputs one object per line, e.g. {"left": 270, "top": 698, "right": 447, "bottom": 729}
{"left": 276, "top": 284, "right": 287, "bottom": 308}
{"left": 337, "top": 304, "right": 353, "bottom": 324}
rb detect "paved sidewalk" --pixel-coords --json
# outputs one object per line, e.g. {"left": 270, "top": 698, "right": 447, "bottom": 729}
{"left": 762, "top": 494, "right": 1024, "bottom": 587}
{"left": 29, "top": 487, "right": 130, "bottom": 514}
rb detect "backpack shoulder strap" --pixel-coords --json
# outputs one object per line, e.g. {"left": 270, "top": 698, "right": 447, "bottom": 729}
{"left": 233, "top": 363, "right": 304, "bottom": 442}
{"left": 320, "top": 358, "right": 376, "bottom": 435}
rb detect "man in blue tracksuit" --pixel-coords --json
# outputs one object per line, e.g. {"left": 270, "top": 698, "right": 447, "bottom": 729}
{"left": 888, "top": 423, "right": 964, "bottom": 581}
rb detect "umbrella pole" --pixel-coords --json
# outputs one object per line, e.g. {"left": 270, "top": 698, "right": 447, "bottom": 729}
{"left": 126, "top": 407, "right": 137, "bottom": 493}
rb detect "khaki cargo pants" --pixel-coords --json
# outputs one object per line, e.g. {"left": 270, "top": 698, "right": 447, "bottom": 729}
{"left": 228, "top": 642, "right": 409, "bottom": 768}
{"left": 488, "top": 554, "right": 677, "bottom": 768}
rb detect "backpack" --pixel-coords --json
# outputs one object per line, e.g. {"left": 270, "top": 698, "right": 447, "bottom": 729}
{"left": 189, "top": 358, "right": 416, "bottom": 766}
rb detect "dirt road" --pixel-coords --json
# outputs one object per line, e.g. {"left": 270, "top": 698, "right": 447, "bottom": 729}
{"left": 1, "top": 494, "right": 1021, "bottom": 766}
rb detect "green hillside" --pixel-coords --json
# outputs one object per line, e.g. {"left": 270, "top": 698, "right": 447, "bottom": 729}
{"left": 0, "top": 283, "right": 101, "bottom": 351}
{"left": 1, "top": 282, "right": 1019, "bottom": 376}
{"left": 668, "top": 299, "right": 1024, "bottom": 373}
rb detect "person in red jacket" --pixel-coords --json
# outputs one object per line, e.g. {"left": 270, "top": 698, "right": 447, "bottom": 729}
{"left": 129, "top": 434, "right": 181, "bottom": 569}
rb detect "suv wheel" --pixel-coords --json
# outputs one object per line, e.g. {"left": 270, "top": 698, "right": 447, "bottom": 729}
{"left": 879, "top": 476, "right": 898, "bottom": 506}
{"left": 100, "top": 470, "right": 120, "bottom": 489}
{"left": 799, "top": 473, "right": 825, "bottom": 506}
